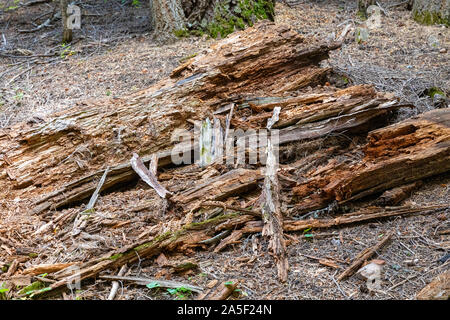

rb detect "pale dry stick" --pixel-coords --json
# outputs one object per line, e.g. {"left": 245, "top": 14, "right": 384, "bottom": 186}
{"left": 3, "top": 65, "right": 34, "bottom": 88}
{"left": 107, "top": 264, "right": 128, "bottom": 300}
{"left": 224, "top": 103, "right": 235, "bottom": 143}
{"left": 331, "top": 270, "right": 349, "bottom": 299}
{"left": 72, "top": 167, "right": 110, "bottom": 237}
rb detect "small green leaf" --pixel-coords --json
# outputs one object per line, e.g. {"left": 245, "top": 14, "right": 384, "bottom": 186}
{"left": 0, "top": 288, "right": 9, "bottom": 293}
{"left": 146, "top": 282, "right": 160, "bottom": 289}
{"left": 304, "top": 233, "right": 314, "bottom": 238}
{"left": 167, "top": 288, "right": 177, "bottom": 295}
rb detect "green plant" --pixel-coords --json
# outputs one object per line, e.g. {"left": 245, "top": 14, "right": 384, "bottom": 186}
{"left": 60, "top": 43, "right": 76, "bottom": 59}
{"left": 0, "top": 282, "right": 9, "bottom": 300}
{"left": 173, "top": 28, "right": 190, "bottom": 38}
{"left": 303, "top": 227, "right": 313, "bottom": 240}
{"left": 167, "top": 286, "right": 192, "bottom": 300}
{"left": 14, "top": 90, "right": 24, "bottom": 102}
{"left": 425, "top": 87, "right": 446, "bottom": 99}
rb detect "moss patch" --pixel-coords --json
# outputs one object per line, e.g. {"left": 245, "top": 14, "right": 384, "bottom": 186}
{"left": 205, "top": 0, "right": 275, "bottom": 39}
{"left": 413, "top": 10, "right": 449, "bottom": 26}
{"left": 425, "top": 87, "right": 446, "bottom": 99}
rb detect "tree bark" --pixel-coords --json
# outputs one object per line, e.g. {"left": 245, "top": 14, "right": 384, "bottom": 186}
{"left": 412, "top": 0, "right": 450, "bottom": 25}
{"left": 150, "top": 0, "right": 275, "bottom": 37}
{"left": 60, "top": 0, "right": 72, "bottom": 43}
{"left": 357, "top": 0, "right": 376, "bottom": 18}
{"left": 150, "top": 0, "right": 186, "bottom": 33}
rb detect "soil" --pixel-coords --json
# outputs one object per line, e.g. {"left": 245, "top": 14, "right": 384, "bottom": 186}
{"left": 0, "top": 0, "right": 448, "bottom": 300}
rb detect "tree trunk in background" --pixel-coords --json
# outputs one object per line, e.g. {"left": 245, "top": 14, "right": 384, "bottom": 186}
{"left": 357, "top": 0, "right": 376, "bottom": 18}
{"left": 412, "top": 0, "right": 449, "bottom": 25}
{"left": 150, "top": 0, "right": 275, "bottom": 37}
{"left": 150, "top": 0, "right": 186, "bottom": 33}
{"left": 60, "top": 0, "right": 72, "bottom": 43}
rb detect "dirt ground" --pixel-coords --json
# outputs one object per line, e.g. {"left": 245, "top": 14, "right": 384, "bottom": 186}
{"left": 0, "top": 0, "right": 448, "bottom": 300}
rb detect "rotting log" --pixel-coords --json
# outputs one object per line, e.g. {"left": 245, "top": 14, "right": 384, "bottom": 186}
{"left": 374, "top": 181, "right": 422, "bottom": 206}
{"left": 416, "top": 271, "right": 450, "bottom": 300}
{"left": 39, "top": 213, "right": 242, "bottom": 295}
{"left": 0, "top": 21, "right": 407, "bottom": 217}
{"left": 292, "top": 108, "right": 450, "bottom": 214}
{"left": 172, "top": 168, "right": 263, "bottom": 212}
{"left": 240, "top": 205, "right": 448, "bottom": 234}
{"left": 1, "top": 22, "right": 346, "bottom": 213}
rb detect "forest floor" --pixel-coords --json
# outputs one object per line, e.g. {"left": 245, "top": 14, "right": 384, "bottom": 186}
{"left": 0, "top": 0, "right": 448, "bottom": 300}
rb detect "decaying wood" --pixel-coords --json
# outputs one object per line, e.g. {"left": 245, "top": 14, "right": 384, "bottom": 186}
{"left": 0, "top": 21, "right": 405, "bottom": 215}
{"left": 238, "top": 205, "right": 447, "bottom": 234}
{"left": 300, "top": 254, "right": 342, "bottom": 269}
{"left": 37, "top": 213, "right": 241, "bottom": 295}
{"left": 22, "top": 262, "right": 77, "bottom": 276}
{"left": 292, "top": 109, "right": 450, "bottom": 214}
{"left": 416, "top": 271, "right": 449, "bottom": 300}
{"left": 130, "top": 153, "right": 171, "bottom": 199}
{"left": 201, "top": 201, "right": 261, "bottom": 217}
{"left": 337, "top": 231, "right": 393, "bottom": 281}
{"left": 172, "top": 168, "right": 263, "bottom": 212}
{"left": 4, "top": 259, "right": 19, "bottom": 277}
{"left": 1, "top": 19, "right": 448, "bottom": 299}
{"left": 374, "top": 181, "right": 423, "bottom": 206}
{"left": 199, "top": 230, "right": 231, "bottom": 245}
{"left": 213, "top": 230, "right": 244, "bottom": 253}
{"left": 197, "top": 279, "right": 240, "bottom": 300}
{"left": 261, "top": 140, "right": 288, "bottom": 282}
{"left": 7, "top": 203, "right": 450, "bottom": 298}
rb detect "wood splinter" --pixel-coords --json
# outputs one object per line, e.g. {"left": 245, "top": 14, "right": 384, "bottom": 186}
{"left": 261, "top": 140, "right": 288, "bottom": 282}
{"left": 131, "top": 153, "right": 172, "bottom": 199}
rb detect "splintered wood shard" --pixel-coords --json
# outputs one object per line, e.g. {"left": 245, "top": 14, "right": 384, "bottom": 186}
{"left": 87, "top": 166, "right": 109, "bottom": 210}
{"left": 266, "top": 106, "right": 281, "bottom": 130}
{"left": 261, "top": 140, "right": 288, "bottom": 282}
{"left": 130, "top": 153, "right": 171, "bottom": 199}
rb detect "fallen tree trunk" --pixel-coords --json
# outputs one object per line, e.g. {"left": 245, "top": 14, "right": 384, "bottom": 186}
{"left": 0, "top": 21, "right": 408, "bottom": 217}
{"left": 292, "top": 108, "right": 450, "bottom": 214}
{"left": 0, "top": 22, "right": 340, "bottom": 210}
